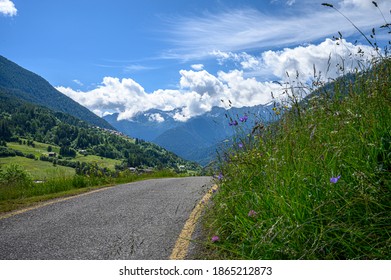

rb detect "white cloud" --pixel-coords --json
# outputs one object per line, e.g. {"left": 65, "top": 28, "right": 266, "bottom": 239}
{"left": 57, "top": 70, "right": 276, "bottom": 122}
{"left": 339, "top": 0, "right": 377, "bottom": 9}
{"left": 218, "top": 70, "right": 279, "bottom": 106}
{"left": 261, "top": 38, "right": 377, "bottom": 82}
{"left": 73, "top": 79, "right": 84, "bottom": 86}
{"left": 57, "top": 39, "right": 377, "bottom": 122}
{"left": 163, "top": 1, "right": 386, "bottom": 60}
{"left": 212, "top": 50, "right": 260, "bottom": 70}
{"left": 191, "top": 64, "right": 204, "bottom": 71}
{"left": 179, "top": 70, "right": 225, "bottom": 96}
{"left": 124, "top": 64, "right": 155, "bottom": 72}
{"left": 0, "top": 0, "right": 17, "bottom": 16}
{"left": 286, "top": 0, "right": 296, "bottom": 6}
{"left": 147, "top": 113, "right": 165, "bottom": 123}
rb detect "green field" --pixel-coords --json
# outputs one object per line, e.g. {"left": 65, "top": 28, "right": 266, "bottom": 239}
{"left": 7, "top": 140, "right": 122, "bottom": 171}
{"left": 7, "top": 141, "right": 59, "bottom": 157}
{"left": 0, "top": 156, "right": 75, "bottom": 180}
{"left": 74, "top": 154, "right": 121, "bottom": 170}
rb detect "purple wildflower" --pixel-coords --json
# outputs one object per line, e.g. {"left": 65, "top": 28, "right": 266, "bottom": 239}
{"left": 211, "top": 235, "right": 220, "bottom": 242}
{"left": 229, "top": 120, "right": 238, "bottom": 126}
{"left": 238, "top": 143, "right": 243, "bottom": 148}
{"left": 217, "top": 173, "right": 223, "bottom": 180}
{"left": 330, "top": 175, "right": 341, "bottom": 183}
{"left": 239, "top": 115, "right": 248, "bottom": 122}
{"left": 248, "top": 210, "right": 257, "bottom": 217}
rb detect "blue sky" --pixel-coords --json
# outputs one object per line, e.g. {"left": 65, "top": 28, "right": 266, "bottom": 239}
{"left": 1, "top": 0, "right": 389, "bottom": 121}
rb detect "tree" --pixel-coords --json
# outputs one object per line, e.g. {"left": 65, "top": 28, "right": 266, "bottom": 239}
{"left": 0, "top": 119, "right": 12, "bottom": 141}
{"left": 60, "top": 146, "right": 77, "bottom": 158}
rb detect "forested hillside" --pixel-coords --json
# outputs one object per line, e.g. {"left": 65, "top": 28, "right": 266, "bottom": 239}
{"left": 0, "top": 90, "right": 200, "bottom": 173}
{"left": 0, "top": 55, "right": 113, "bottom": 129}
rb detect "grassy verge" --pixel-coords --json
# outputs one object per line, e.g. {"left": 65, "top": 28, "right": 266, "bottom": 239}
{"left": 0, "top": 168, "right": 178, "bottom": 214}
{"left": 202, "top": 57, "right": 390, "bottom": 259}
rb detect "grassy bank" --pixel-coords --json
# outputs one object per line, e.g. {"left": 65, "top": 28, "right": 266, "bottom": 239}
{"left": 0, "top": 166, "right": 178, "bottom": 214}
{"left": 203, "top": 55, "right": 390, "bottom": 259}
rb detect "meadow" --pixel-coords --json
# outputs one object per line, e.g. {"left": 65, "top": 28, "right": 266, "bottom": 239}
{"left": 0, "top": 156, "right": 75, "bottom": 181}
{"left": 7, "top": 140, "right": 122, "bottom": 171}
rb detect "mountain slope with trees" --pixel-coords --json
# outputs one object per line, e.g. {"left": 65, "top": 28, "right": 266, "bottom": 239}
{"left": 0, "top": 87, "right": 200, "bottom": 174}
{"left": 0, "top": 55, "right": 113, "bottom": 129}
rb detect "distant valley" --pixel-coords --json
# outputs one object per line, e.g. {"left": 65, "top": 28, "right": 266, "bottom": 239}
{"left": 0, "top": 54, "right": 274, "bottom": 167}
{"left": 0, "top": 55, "right": 200, "bottom": 176}
{"left": 104, "top": 105, "right": 274, "bottom": 165}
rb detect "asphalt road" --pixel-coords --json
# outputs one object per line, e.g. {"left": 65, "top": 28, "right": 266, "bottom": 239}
{"left": 0, "top": 176, "right": 213, "bottom": 260}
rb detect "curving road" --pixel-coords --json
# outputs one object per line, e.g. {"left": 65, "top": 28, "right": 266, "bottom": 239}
{"left": 0, "top": 176, "right": 212, "bottom": 260}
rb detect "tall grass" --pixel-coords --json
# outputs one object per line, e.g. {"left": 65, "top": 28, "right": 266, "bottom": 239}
{"left": 0, "top": 167, "right": 178, "bottom": 213}
{"left": 203, "top": 5, "right": 391, "bottom": 259}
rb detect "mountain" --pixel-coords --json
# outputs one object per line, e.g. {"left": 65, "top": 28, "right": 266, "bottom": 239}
{"left": 0, "top": 91, "right": 199, "bottom": 172}
{"left": 103, "top": 109, "right": 178, "bottom": 141}
{"left": 0, "top": 55, "right": 113, "bottom": 129}
{"left": 0, "top": 55, "right": 199, "bottom": 172}
{"left": 104, "top": 105, "right": 274, "bottom": 165}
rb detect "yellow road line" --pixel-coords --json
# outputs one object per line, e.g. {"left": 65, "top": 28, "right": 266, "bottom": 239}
{"left": 170, "top": 184, "right": 218, "bottom": 260}
{"left": 0, "top": 186, "right": 113, "bottom": 220}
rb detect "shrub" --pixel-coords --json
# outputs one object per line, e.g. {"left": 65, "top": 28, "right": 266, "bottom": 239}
{"left": 0, "top": 146, "right": 16, "bottom": 157}
{"left": 0, "top": 164, "right": 32, "bottom": 187}
{"left": 72, "top": 175, "right": 88, "bottom": 189}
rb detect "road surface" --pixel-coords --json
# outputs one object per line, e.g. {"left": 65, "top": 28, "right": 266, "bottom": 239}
{"left": 0, "top": 176, "right": 212, "bottom": 260}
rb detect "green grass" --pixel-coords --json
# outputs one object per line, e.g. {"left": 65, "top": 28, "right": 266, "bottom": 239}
{"left": 0, "top": 164, "right": 179, "bottom": 214}
{"left": 7, "top": 141, "right": 59, "bottom": 157}
{"left": 7, "top": 140, "right": 122, "bottom": 171}
{"left": 74, "top": 154, "right": 121, "bottom": 170}
{"left": 0, "top": 156, "right": 75, "bottom": 180}
{"left": 203, "top": 59, "right": 391, "bottom": 260}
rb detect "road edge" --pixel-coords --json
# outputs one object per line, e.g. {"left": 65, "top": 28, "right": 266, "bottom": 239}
{"left": 169, "top": 184, "right": 218, "bottom": 260}
{"left": 0, "top": 185, "right": 115, "bottom": 220}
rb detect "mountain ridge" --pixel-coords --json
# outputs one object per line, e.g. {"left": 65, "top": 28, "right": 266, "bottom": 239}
{"left": 104, "top": 105, "right": 274, "bottom": 165}
{"left": 0, "top": 55, "right": 200, "bottom": 173}
{"left": 0, "top": 55, "right": 113, "bottom": 129}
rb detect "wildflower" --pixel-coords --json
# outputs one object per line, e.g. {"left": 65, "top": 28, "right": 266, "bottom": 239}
{"left": 217, "top": 173, "right": 223, "bottom": 180}
{"left": 330, "top": 175, "right": 341, "bottom": 183}
{"left": 248, "top": 210, "right": 257, "bottom": 217}
{"left": 238, "top": 143, "right": 243, "bottom": 148}
{"left": 211, "top": 236, "right": 220, "bottom": 242}
{"left": 229, "top": 120, "right": 238, "bottom": 126}
{"left": 239, "top": 115, "right": 248, "bottom": 122}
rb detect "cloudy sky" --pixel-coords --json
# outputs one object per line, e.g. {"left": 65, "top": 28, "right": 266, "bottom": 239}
{"left": 0, "top": 0, "right": 389, "bottom": 121}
